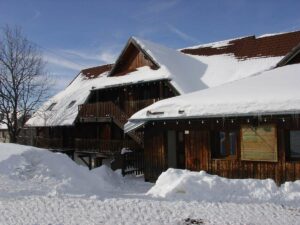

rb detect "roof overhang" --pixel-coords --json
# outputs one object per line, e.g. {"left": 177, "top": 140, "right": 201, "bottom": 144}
{"left": 126, "top": 110, "right": 300, "bottom": 132}
{"left": 124, "top": 120, "right": 145, "bottom": 133}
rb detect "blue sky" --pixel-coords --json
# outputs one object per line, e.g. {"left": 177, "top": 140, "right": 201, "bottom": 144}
{"left": 1, "top": 0, "right": 299, "bottom": 91}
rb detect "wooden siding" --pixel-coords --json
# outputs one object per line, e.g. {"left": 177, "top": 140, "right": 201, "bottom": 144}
{"left": 111, "top": 43, "right": 158, "bottom": 76}
{"left": 88, "top": 80, "right": 176, "bottom": 107}
{"left": 143, "top": 116, "right": 300, "bottom": 184}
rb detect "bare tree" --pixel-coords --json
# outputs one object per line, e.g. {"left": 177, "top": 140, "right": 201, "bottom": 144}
{"left": 0, "top": 25, "right": 52, "bottom": 143}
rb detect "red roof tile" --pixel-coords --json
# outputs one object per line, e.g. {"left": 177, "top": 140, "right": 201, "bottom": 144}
{"left": 181, "top": 31, "right": 300, "bottom": 59}
{"left": 81, "top": 64, "right": 113, "bottom": 79}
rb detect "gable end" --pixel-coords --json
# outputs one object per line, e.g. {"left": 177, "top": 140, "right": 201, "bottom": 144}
{"left": 109, "top": 38, "right": 159, "bottom": 77}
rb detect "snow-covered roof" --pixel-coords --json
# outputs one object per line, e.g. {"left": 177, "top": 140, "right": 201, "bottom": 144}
{"left": 126, "top": 37, "right": 208, "bottom": 94}
{"left": 107, "top": 37, "right": 283, "bottom": 92}
{"left": 127, "top": 64, "right": 300, "bottom": 127}
{"left": 182, "top": 36, "right": 247, "bottom": 50}
{"left": 26, "top": 66, "right": 175, "bottom": 127}
{"left": 26, "top": 66, "right": 111, "bottom": 127}
{"left": 27, "top": 32, "right": 300, "bottom": 127}
{"left": 182, "top": 31, "right": 300, "bottom": 60}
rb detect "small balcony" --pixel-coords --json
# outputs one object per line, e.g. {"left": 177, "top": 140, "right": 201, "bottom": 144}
{"left": 74, "top": 138, "right": 140, "bottom": 154}
{"left": 78, "top": 99, "right": 156, "bottom": 123}
{"left": 78, "top": 101, "right": 127, "bottom": 124}
{"left": 35, "top": 136, "right": 63, "bottom": 149}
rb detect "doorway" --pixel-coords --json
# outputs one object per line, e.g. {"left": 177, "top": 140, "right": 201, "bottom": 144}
{"left": 167, "top": 130, "right": 185, "bottom": 169}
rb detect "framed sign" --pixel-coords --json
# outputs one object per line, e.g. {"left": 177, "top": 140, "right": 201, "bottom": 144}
{"left": 241, "top": 124, "right": 278, "bottom": 162}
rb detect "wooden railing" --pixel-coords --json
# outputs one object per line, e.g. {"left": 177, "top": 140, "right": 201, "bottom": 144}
{"left": 78, "top": 101, "right": 149, "bottom": 145}
{"left": 122, "top": 150, "right": 144, "bottom": 176}
{"left": 35, "top": 136, "right": 63, "bottom": 149}
{"left": 74, "top": 138, "right": 140, "bottom": 154}
{"left": 78, "top": 99, "right": 157, "bottom": 120}
{"left": 78, "top": 101, "right": 128, "bottom": 127}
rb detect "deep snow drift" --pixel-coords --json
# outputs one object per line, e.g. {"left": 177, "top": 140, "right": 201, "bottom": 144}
{"left": 147, "top": 169, "right": 300, "bottom": 206}
{"left": 1, "top": 143, "right": 300, "bottom": 205}
{"left": 0, "top": 143, "right": 300, "bottom": 224}
{"left": 0, "top": 143, "right": 124, "bottom": 197}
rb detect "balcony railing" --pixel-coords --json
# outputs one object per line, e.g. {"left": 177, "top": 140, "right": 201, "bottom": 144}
{"left": 35, "top": 136, "right": 63, "bottom": 149}
{"left": 78, "top": 100, "right": 153, "bottom": 145}
{"left": 78, "top": 101, "right": 128, "bottom": 126}
{"left": 78, "top": 99, "right": 157, "bottom": 121}
{"left": 74, "top": 138, "right": 140, "bottom": 154}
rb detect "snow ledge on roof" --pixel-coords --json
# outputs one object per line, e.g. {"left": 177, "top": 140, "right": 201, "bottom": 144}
{"left": 127, "top": 64, "right": 300, "bottom": 124}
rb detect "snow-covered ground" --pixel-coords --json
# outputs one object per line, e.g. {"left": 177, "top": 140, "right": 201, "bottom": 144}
{"left": 0, "top": 143, "right": 299, "bottom": 225}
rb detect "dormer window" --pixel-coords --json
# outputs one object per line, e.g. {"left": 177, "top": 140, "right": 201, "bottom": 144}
{"left": 67, "top": 100, "right": 76, "bottom": 109}
{"left": 47, "top": 103, "right": 57, "bottom": 111}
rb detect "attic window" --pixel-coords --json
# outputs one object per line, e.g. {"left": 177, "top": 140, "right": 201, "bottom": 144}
{"left": 47, "top": 103, "right": 57, "bottom": 111}
{"left": 67, "top": 100, "right": 76, "bottom": 109}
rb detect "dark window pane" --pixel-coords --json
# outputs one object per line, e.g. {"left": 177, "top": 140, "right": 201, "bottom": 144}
{"left": 67, "top": 100, "right": 76, "bottom": 109}
{"left": 229, "top": 132, "right": 237, "bottom": 155}
{"left": 47, "top": 103, "right": 57, "bottom": 111}
{"left": 220, "top": 132, "right": 226, "bottom": 156}
{"left": 290, "top": 131, "right": 300, "bottom": 158}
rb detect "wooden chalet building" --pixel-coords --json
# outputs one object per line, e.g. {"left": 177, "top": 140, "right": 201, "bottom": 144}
{"left": 26, "top": 36, "right": 207, "bottom": 168}
{"left": 126, "top": 40, "right": 300, "bottom": 184}
{"left": 27, "top": 31, "right": 300, "bottom": 179}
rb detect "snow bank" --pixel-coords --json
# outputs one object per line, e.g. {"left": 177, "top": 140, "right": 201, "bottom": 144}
{"left": 0, "top": 143, "right": 122, "bottom": 197}
{"left": 147, "top": 169, "right": 300, "bottom": 206}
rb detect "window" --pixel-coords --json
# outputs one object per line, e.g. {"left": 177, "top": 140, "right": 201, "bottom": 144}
{"left": 67, "top": 100, "right": 76, "bottom": 109}
{"left": 211, "top": 131, "right": 237, "bottom": 159}
{"left": 288, "top": 130, "right": 300, "bottom": 159}
{"left": 47, "top": 103, "right": 57, "bottom": 111}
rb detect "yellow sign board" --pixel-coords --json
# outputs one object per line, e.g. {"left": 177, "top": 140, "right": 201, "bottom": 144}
{"left": 241, "top": 124, "right": 278, "bottom": 162}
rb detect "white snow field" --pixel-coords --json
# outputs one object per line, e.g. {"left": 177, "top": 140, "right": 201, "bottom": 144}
{"left": 0, "top": 143, "right": 300, "bottom": 225}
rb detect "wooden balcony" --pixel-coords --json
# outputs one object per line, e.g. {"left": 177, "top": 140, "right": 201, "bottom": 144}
{"left": 74, "top": 138, "right": 140, "bottom": 154}
{"left": 78, "top": 100, "right": 153, "bottom": 145}
{"left": 78, "top": 99, "right": 156, "bottom": 122}
{"left": 35, "top": 136, "right": 63, "bottom": 149}
{"left": 78, "top": 101, "right": 128, "bottom": 125}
